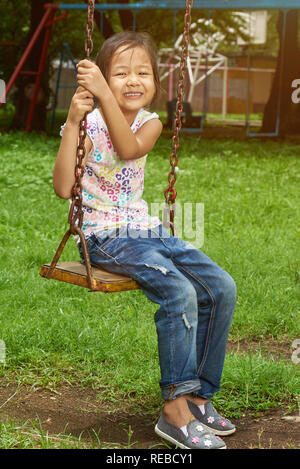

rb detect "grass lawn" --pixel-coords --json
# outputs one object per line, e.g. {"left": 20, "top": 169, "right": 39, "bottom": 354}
{"left": 0, "top": 121, "right": 299, "bottom": 448}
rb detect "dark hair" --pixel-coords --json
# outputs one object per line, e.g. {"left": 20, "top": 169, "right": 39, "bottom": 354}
{"left": 96, "top": 31, "right": 161, "bottom": 102}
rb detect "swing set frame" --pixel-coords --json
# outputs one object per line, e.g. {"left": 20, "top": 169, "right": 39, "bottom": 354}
{"left": 1, "top": 0, "right": 296, "bottom": 133}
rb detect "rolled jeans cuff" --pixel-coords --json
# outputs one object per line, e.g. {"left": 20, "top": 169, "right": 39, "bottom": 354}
{"left": 161, "top": 379, "right": 201, "bottom": 401}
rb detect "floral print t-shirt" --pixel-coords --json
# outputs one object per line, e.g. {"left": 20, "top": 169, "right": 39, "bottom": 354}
{"left": 61, "top": 107, "right": 161, "bottom": 238}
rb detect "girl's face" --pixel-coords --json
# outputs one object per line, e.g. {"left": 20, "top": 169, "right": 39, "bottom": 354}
{"left": 108, "top": 45, "right": 156, "bottom": 119}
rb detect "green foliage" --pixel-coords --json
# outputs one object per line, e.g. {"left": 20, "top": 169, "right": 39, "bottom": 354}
{"left": 136, "top": 8, "right": 249, "bottom": 49}
{"left": 0, "top": 1, "right": 30, "bottom": 80}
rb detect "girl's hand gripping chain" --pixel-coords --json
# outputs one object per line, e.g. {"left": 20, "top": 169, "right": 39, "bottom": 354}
{"left": 67, "top": 85, "right": 94, "bottom": 126}
{"left": 76, "top": 59, "right": 109, "bottom": 103}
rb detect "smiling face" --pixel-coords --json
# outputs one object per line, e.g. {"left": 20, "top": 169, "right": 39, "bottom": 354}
{"left": 108, "top": 45, "right": 156, "bottom": 122}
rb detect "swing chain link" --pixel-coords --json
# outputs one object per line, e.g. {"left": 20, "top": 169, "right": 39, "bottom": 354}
{"left": 46, "top": 0, "right": 97, "bottom": 290}
{"left": 67, "top": 0, "right": 96, "bottom": 290}
{"left": 68, "top": 0, "right": 95, "bottom": 235}
{"left": 164, "top": 0, "right": 193, "bottom": 234}
{"left": 85, "top": 0, "right": 95, "bottom": 59}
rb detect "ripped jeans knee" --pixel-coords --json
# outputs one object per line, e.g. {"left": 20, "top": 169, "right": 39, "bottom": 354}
{"left": 145, "top": 263, "right": 169, "bottom": 276}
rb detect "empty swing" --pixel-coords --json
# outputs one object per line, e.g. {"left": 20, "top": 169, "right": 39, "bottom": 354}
{"left": 40, "top": 0, "right": 194, "bottom": 293}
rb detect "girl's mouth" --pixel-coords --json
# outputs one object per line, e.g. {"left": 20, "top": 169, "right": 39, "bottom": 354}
{"left": 124, "top": 92, "right": 143, "bottom": 98}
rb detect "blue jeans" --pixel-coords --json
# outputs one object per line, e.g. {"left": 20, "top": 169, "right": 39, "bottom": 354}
{"left": 79, "top": 224, "right": 236, "bottom": 401}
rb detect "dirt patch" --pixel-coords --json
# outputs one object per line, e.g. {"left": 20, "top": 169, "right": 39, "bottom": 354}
{"left": 0, "top": 379, "right": 299, "bottom": 449}
{"left": 227, "top": 338, "right": 294, "bottom": 361}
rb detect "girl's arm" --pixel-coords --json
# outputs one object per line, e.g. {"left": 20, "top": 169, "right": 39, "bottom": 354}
{"left": 100, "top": 89, "right": 163, "bottom": 160}
{"left": 76, "top": 60, "right": 163, "bottom": 160}
{"left": 53, "top": 87, "right": 94, "bottom": 199}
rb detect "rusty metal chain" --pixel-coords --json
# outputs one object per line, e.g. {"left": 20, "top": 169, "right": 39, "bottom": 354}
{"left": 85, "top": 0, "right": 95, "bottom": 59}
{"left": 68, "top": 0, "right": 95, "bottom": 235}
{"left": 68, "top": 118, "right": 87, "bottom": 234}
{"left": 46, "top": 0, "right": 96, "bottom": 290}
{"left": 164, "top": 0, "right": 193, "bottom": 235}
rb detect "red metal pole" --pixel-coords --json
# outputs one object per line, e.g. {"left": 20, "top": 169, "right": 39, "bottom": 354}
{"left": 26, "top": 8, "right": 55, "bottom": 132}
{"left": 0, "top": 3, "right": 58, "bottom": 106}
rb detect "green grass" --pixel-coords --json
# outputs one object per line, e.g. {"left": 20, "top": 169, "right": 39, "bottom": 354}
{"left": 0, "top": 418, "right": 91, "bottom": 449}
{"left": 0, "top": 128, "right": 299, "bottom": 447}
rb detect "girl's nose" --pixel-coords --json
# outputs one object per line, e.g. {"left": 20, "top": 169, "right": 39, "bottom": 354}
{"left": 127, "top": 74, "right": 139, "bottom": 85}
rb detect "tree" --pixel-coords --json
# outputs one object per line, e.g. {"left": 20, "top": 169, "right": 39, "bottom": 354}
{"left": 262, "top": 10, "right": 300, "bottom": 136}
{"left": 0, "top": 2, "right": 30, "bottom": 82}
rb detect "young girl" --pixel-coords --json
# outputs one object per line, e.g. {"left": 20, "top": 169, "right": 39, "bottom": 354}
{"left": 53, "top": 31, "right": 236, "bottom": 450}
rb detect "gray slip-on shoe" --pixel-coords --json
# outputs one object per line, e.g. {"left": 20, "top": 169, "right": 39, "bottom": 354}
{"left": 187, "top": 400, "right": 236, "bottom": 436}
{"left": 155, "top": 413, "right": 226, "bottom": 449}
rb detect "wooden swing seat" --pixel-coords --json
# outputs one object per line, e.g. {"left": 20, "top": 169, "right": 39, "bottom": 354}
{"left": 40, "top": 261, "right": 139, "bottom": 293}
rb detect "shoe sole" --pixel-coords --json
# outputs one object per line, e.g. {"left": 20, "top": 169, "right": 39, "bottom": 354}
{"left": 197, "top": 422, "right": 236, "bottom": 436}
{"left": 154, "top": 424, "right": 227, "bottom": 449}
